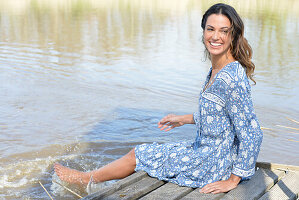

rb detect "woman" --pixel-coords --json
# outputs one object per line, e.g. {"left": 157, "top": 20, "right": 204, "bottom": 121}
{"left": 54, "top": 3, "right": 263, "bottom": 194}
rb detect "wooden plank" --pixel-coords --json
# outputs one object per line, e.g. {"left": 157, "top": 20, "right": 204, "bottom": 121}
{"left": 82, "top": 163, "right": 299, "bottom": 200}
{"left": 180, "top": 188, "right": 225, "bottom": 200}
{"left": 102, "top": 176, "right": 165, "bottom": 200}
{"left": 220, "top": 168, "right": 285, "bottom": 200}
{"left": 256, "top": 162, "right": 299, "bottom": 171}
{"left": 259, "top": 171, "right": 299, "bottom": 200}
{"left": 139, "top": 182, "right": 193, "bottom": 200}
{"left": 82, "top": 171, "right": 148, "bottom": 200}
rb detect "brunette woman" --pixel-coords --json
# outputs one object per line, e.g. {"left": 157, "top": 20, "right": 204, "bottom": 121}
{"left": 54, "top": 3, "right": 263, "bottom": 194}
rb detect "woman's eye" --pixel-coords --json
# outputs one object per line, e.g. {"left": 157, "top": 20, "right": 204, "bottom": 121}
{"left": 220, "top": 30, "right": 229, "bottom": 35}
{"left": 207, "top": 28, "right": 213, "bottom": 31}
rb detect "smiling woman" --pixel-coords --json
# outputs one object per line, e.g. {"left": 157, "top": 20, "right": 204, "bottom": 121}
{"left": 54, "top": 3, "right": 263, "bottom": 195}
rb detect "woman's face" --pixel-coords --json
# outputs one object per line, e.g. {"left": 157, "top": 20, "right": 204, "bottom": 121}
{"left": 203, "top": 14, "right": 232, "bottom": 58}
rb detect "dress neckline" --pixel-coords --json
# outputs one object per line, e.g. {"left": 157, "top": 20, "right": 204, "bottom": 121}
{"left": 202, "top": 61, "right": 238, "bottom": 94}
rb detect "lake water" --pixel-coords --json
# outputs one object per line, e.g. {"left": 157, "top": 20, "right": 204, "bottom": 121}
{"left": 0, "top": 0, "right": 298, "bottom": 199}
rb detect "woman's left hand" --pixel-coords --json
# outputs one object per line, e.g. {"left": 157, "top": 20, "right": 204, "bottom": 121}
{"left": 200, "top": 174, "right": 241, "bottom": 194}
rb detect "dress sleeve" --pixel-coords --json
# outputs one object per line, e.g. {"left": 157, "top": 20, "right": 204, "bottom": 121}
{"left": 226, "top": 82, "right": 263, "bottom": 179}
{"left": 193, "top": 112, "right": 200, "bottom": 127}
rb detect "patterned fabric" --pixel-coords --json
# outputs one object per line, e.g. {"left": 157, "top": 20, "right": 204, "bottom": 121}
{"left": 134, "top": 61, "right": 263, "bottom": 188}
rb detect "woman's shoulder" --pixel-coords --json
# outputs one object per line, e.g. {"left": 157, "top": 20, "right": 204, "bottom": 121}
{"left": 216, "top": 61, "right": 251, "bottom": 95}
{"left": 219, "top": 61, "right": 248, "bottom": 86}
{"left": 222, "top": 61, "right": 246, "bottom": 80}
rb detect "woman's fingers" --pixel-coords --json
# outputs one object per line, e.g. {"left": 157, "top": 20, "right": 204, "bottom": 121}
{"left": 158, "top": 115, "right": 175, "bottom": 128}
{"left": 159, "top": 123, "right": 173, "bottom": 131}
{"left": 200, "top": 180, "right": 237, "bottom": 194}
{"left": 211, "top": 189, "right": 222, "bottom": 194}
{"left": 158, "top": 116, "right": 171, "bottom": 127}
{"left": 157, "top": 123, "right": 163, "bottom": 128}
{"left": 200, "top": 182, "right": 223, "bottom": 194}
{"left": 164, "top": 125, "right": 174, "bottom": 132}
{"left": 159, "top": 124, "right": 169, "bottom": 131}
{"left": 200, "top": 186, "right": 217, "bottom": 194}
{"left": 158, "top": 114, "right": 182, "bottom": 131}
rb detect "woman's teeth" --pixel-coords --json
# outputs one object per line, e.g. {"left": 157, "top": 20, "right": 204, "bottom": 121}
{"left": 210, "top": 42, "right": 222, "bottom": 46}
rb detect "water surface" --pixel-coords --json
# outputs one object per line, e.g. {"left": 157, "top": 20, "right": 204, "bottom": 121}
{"left": 0, "top": 0, "right": 298, "bottom": 199}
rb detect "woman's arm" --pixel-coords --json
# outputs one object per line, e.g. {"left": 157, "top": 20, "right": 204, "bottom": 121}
{"left": 158, "top": 114, "right": 194, "bottom": 132}
{"left": 202, "top": 79, "right": 263, "bottom": 194}
{"left": 226, "top": 82, "right": 263, "bottom": 179}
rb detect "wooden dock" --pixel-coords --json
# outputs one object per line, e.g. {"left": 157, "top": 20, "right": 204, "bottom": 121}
{"left": 82, "top": 162, "right": 299, "bottom": 200}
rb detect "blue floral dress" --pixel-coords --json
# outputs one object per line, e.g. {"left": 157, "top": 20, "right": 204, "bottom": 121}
{"left": 134, "top": 61, "right": 263, "bottom": 188}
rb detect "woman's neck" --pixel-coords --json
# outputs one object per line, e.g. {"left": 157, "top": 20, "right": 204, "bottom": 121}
{"left": 211, "top": 53, "right": 235, "bottom": 71}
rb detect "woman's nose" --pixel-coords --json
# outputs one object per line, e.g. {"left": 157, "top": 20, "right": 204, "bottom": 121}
{"left": 212, "top": 31, "right": 220, "bottom": 40}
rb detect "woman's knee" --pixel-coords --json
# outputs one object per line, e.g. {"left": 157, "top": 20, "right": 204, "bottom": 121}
{"left": 127, "top": 148, "right": 136, "bottom": 165}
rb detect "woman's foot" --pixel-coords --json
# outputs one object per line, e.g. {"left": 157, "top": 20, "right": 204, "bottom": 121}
{"left": 54, "top": 163, "right": 91, "bottom": 185}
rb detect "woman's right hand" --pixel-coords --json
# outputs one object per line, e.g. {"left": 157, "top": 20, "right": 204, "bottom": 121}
{"left": 158, "top": 114, "right": 184, "bottom": 132}
{"left": 158, "top": 114, "right": 194, "bottom": 132}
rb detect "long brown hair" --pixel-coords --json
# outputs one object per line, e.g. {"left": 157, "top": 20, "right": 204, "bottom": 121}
{"left": 201, "top": 3, "right": 256, "bottom": 84}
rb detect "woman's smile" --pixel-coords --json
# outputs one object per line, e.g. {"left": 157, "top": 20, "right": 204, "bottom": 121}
{"left": 209, "top": 42, "right": 223, "bottom": 47}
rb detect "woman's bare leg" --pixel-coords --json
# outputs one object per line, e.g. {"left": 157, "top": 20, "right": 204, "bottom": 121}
{"left": 54, "top": 148, "right": 136, "bottom": 185}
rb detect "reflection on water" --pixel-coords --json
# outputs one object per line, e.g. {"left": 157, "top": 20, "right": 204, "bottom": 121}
{"left": 0, "top": 0, "right": 298, "bottom": 199}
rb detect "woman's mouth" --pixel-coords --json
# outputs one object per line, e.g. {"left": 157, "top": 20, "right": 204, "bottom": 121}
{"left": 210, "top": 42, "right": 222, "bottom": 47}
